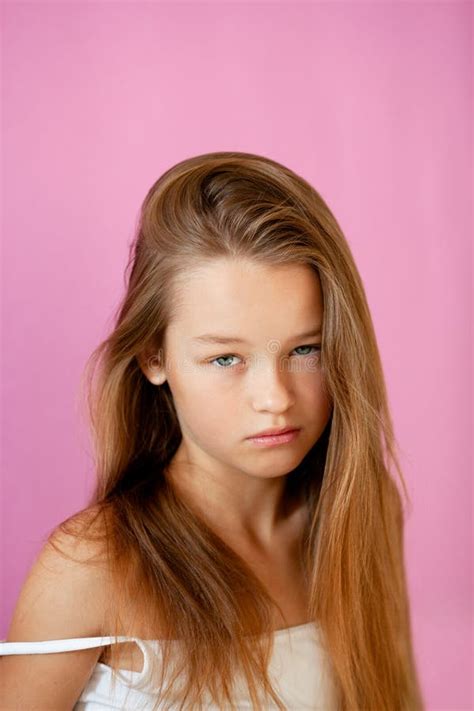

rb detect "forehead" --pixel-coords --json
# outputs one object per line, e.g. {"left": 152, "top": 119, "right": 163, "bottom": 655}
{"left": 168, "top": 259, "right": 323, "bottom": 341}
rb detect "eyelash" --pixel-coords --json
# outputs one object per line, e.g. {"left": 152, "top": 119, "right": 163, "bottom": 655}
{"left": 207, "top": 344, "right": 321, "bottom": 369}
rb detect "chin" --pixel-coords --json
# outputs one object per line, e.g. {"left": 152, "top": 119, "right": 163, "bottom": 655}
{"left": 248, "top": 457, "right": 302, "bottom": 479}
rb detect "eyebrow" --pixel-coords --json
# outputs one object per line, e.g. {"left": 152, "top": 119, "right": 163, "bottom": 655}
{"left": 191, "top": 327, "right": 322, "bottom": 346}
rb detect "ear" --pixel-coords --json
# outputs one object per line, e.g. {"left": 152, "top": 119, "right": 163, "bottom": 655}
{"left": 137, "top": 347, "right": 167, "bottom": 386}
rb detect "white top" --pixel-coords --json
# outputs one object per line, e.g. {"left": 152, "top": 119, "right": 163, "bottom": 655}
{"left": 0, "top": 621, "right": 337, "bottom": 709}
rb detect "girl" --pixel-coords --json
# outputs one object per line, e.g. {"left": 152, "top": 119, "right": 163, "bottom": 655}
{"left": 0, "top": 151, "right": 424, "bottom": 710}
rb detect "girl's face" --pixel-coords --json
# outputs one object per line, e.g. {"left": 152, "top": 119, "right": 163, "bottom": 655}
{"left": 152, "top": 258, "right": 332, "bottom": 481}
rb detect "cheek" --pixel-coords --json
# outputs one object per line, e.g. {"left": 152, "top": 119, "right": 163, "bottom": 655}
{"left": 181, "top": 395, "right": 234, "bottom": 453}
{"left": 296, "top": 375, "right": 332, "bottom": 420}
{"left": 296, "top": 370, "right": 329, "bottom": 400}
{"left": 168, "top": 373, "right": 233, "bottom": 428}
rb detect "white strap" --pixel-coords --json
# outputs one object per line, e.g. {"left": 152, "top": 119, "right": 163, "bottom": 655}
{"left": 0, "top": 635, "right": 137, "bottom": 655}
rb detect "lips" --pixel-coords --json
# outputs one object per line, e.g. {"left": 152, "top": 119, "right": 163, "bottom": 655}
{"left": 247, "top": 426, "right": 299, "bottom": 438}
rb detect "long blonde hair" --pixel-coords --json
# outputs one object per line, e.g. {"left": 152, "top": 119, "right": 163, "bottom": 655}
{"left": 50, "top": 151, "right": 424, "bottom": 710}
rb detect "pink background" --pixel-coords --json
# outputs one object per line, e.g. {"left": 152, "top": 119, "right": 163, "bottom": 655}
{"left": 1, "top": 2, "right": 472, "bottom": 709}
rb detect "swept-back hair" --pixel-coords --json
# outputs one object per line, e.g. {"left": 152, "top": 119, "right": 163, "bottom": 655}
{"left": 51, "top": 151, "right": 424, "bottom": 710}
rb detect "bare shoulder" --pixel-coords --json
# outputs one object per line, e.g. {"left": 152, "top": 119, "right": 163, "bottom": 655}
{"left": 10, "top": 505, "right": 111, "bottom": 639}
{"left": 0, "top": 505, "right": 113, "bottom": 710}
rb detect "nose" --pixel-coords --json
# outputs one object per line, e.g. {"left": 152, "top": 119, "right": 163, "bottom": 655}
{"left": 249, "top": 357, "right": 295, "bottom": 413}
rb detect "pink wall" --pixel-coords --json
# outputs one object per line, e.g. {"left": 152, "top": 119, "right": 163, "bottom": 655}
{"left": 1, "top": 2, "right": 471, "bottom": 709}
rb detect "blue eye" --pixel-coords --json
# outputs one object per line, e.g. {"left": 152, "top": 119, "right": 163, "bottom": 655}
{"left": 210, "top": 354, "right": 242, "bottom": 369}
{"left": 292, "top": 345, "right": 321, "bottom": 356}
{"left": 208, "top": 344, "right": 321, "bottom": 370}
